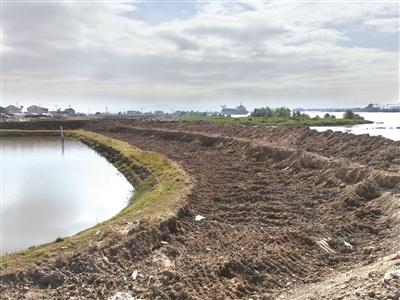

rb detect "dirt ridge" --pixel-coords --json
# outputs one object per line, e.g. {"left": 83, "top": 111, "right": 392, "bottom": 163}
{"left": 1, "top": 120, "right": 399, "bottom": 299}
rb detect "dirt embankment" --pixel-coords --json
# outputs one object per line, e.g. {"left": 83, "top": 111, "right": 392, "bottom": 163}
{"left": 1, "top": 119, "right": 399, "bottom": 299}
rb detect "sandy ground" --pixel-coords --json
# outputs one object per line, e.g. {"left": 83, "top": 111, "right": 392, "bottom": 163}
{"left": 1, "top": 120, "right": 399, "bottom": 299}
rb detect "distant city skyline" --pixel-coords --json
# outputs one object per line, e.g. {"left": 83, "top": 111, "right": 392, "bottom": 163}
{"left": 1, "top": 1, "right": 399, "bottom": 113}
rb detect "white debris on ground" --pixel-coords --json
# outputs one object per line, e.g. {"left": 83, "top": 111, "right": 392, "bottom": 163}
{"left": 343, "top": 241, "right": 353, "bottom": 250}
{"left": 316, "top": 238, "right": 336, "bottom": 254}
{"left": 195, "top": 215, "right": 205, "bottom": 221}
{"left": 118, "top": 221, "right": 141, "bottom": 235}
{"left": 103, "top": 256, "right": 111, "bottom": 264}
{"left": 131, "top": 270, "right": 138, "bottom": 280}
{"left": 108, "top": 291, "right": 135, "bottom": 300}
{"left": 383, "top": 269, "right": 400, "bottom": 284}
{"left": 120, "top": 222, "right": 132, "bottom": 235}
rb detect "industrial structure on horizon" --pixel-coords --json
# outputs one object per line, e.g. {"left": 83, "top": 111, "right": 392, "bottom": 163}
{"left": 360, "top": 103, "right": 400, "bottom": 112}
{"left": 296, "top": 102, "right": 400, "bottom": 113}
{"left": 220, "top": 104, "right": 248, "bottom": 116}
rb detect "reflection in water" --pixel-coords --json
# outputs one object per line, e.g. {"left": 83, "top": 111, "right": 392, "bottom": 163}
{"left": 305, "top": 112, "right": 400, "bottom": 141}
{"left": 60, "top": 125, "right": 64, "bottom": 155}
{"left": 0, "top": 136, "right": 133, "bottom": 254}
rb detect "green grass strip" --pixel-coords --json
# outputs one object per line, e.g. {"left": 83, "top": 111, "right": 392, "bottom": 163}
{"left": 0, "top": 129, "right": 191, "bottom": 272}
{"left": 181, "top": 116, "right": 373, "bottom": 126}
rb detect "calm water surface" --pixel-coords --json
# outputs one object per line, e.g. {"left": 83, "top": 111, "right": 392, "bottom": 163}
{"left": 0, "top": 136, "right": 133, "bottom": 254}
{"left": 305, "top": 111, "right": 400, "bottom": 141}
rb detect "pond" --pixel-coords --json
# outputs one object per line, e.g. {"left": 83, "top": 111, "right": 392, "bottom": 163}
{"left": 0, "top": 136, "right": 133, "bottom": 255}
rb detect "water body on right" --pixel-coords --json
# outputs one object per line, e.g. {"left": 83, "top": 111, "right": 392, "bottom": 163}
{"left": 305, "top": 111, "right": 400, "bottom": 141}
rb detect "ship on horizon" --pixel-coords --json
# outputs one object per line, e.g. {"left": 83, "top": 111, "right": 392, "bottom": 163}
{"left": 220, "top": 104, "right": 248, "bottom": 116}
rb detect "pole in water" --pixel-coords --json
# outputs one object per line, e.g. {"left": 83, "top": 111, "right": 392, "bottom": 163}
{"left": 60, "top": 125, "right": 64, "bottom": 141}
{"left": 60, "top": 125, "right": 64, "bottom": 155}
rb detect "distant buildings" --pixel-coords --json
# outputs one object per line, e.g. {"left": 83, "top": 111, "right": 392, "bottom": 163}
{"left": 154, "top": 110, "right": 165, "bottom": 116}
{"left": 27, "top": 105, "right": 48, "bottom": 114}
{"left": 221, "top": 104, "right": 248, "bottom": 116}
{"left": 361, "top": 103, "right": 400, "bottom": 112}
{"left": 126, "top": 110, "right": 142, "bottom": 116}
{"left": 0, "top": 104, "right": 84, "bottom": 121}
{"left": 385, "top": 103, "right": 400, "bottom": 110}
{"left": 5, "top": 105, "right": 22, "bottom": 115}
{"left": 296, "top": 102, "right": 400, "bottom": 113}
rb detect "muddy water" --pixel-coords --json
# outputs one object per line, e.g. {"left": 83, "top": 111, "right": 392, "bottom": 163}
{"left": 0, "top": 136, "right": 133, "bottom": 254}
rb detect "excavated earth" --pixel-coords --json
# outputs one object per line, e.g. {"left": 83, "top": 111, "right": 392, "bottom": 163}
{"left": 1, "top": 119, "right": 400, "bottom": 299}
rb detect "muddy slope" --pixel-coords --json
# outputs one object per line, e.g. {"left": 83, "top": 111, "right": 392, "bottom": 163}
{"left": 1, "top": 120, "right": 399, "bottom": 299}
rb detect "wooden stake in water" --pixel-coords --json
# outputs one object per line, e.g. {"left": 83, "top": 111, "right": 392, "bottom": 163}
{"left": 60, "top": 125, "right": 64, "bottom": 141}
{"left": 60, "top": 125, "right": 64, "bottom": 155}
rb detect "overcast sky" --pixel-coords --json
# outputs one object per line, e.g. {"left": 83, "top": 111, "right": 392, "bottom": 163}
{"left": 1, "top": 0, "right": 399, "bottom": 113}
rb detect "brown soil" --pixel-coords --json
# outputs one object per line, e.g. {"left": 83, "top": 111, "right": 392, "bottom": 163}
{"left": 1, "top": 119, "right": 400, "bottom": 299}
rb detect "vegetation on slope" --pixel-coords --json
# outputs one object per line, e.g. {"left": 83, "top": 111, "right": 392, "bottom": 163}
{"left": 0, "top": 129, "right": 191, "bottom": 272}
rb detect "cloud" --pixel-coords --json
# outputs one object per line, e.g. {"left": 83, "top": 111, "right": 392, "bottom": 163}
{"left": 1, "top": 1, "right": 399, "bottom": 112}
{"left": 157, "top": 31, "right": 201, "bottom": 51}
{"left": 363, "top": 17, "right": 400, "bottom": 33}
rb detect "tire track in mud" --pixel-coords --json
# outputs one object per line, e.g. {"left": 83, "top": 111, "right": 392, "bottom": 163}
{"left": 94, "top": 123, "right": 399, "bottom": 299}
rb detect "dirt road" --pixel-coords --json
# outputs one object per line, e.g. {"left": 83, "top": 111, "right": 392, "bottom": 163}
{"left": 1, "top": 120, "right": 399, "bottom": 299}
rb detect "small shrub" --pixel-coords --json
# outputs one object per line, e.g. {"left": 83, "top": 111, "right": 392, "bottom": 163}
{"left": 54, "top": 237, "right": 64, "bottom": 243}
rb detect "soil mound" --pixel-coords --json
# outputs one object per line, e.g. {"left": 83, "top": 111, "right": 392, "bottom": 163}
{"left": 1, "top": 119, "right": 399, "bottom": 299}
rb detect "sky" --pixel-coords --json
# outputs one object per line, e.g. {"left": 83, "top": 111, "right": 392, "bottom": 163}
{"left": 1, "top": 0, "right": 399, "bottom": 113}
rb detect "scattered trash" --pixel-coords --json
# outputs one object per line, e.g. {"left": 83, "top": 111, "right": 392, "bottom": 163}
{"left": 108, "top": 292, "right": 135, "bottom": 300}
{"left": 343, "top": 241, "right": 353, "bottom": 250}
{"left": 120, "top": 221, "right": 140, "bottom": 235}
{"left": 195, "top": 215, "right": 205, "bottom": 221}
{"left": 120, "top": 224, "right": 130, "bottom": 235}
{"left": 131, "top": 270, "right": 138, "bottom": 280}
{"left": 317, "top": 238, "right": 336, "bottom": 254}
{"left": 161, "top": 241, "right": 169, "bottom": 245}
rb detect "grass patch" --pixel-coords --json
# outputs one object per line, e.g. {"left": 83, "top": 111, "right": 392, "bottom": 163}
{"left": 0, "top": 129, "right": 191, "bottom": 272}
{"left": 181, "top": 116, "right": 373, "bottom": 126}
